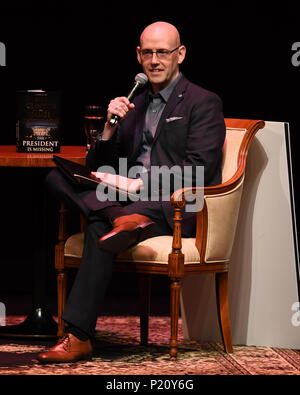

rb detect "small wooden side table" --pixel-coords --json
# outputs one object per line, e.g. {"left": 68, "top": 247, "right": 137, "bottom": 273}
{"left": 0, "top": 145, "right": 86, "bottom": 167}
{"left": 0, "top": 145, "right": 86, "bottom": 338}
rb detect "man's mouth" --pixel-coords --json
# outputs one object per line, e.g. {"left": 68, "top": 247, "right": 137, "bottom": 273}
{"left": 149, "top": 69, "right": 163, "bottom": 74}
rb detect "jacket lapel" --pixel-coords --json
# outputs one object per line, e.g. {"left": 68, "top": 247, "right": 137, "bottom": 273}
{"left": 129, "top": 90, "right": 147, "bottom": 164}
{"left": 152, "top": 75, "right": 189, "bottom": 145}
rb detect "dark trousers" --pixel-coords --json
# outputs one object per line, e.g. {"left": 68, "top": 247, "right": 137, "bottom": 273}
{"left": 46, "top": 169, "right": 172, "bottom": 337}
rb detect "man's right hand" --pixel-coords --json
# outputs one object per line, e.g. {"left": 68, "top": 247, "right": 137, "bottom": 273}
{"left": 102, "top": 96, "right": 135, "bottom": 140}
{"left": 107, "top": 96, "right": 135, "bottom": 123}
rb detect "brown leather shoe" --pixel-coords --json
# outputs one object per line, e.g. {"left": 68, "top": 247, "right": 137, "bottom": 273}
{"left": 98, "top": 214, "right": 156, "bottom": 254}
{"left": 37, "top": 333, "right": 92, "bottom": 364}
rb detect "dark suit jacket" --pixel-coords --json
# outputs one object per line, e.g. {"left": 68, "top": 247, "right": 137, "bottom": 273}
{"left": 87, "top": 75, "right": 226, "bottom": 236}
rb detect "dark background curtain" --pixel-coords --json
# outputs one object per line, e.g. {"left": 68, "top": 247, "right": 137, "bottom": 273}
{"left": 0, "top": 1, "right": 298, "bottom": 298}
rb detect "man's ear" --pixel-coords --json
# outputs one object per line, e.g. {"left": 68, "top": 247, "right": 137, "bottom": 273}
{"left": 178, "top": 45, "right": 186, "bottom": 65}
{"left": 136, "top": 46, "right": 142, "bottom": 64}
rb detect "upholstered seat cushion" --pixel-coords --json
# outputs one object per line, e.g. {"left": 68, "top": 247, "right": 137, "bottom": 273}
{"left": 65, "top": 233, "right": 200, "bottom": 265}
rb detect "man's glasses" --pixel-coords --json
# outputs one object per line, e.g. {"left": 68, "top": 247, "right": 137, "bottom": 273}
{"left": 139, "top": 45, "right": 181, "bottom": 60}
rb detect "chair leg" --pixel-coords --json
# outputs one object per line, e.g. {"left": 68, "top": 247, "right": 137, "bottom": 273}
{"left": 169, "top": 278, "right": 181, "bottom": 360}
{"left": 139, "top": 274, "right": 151, "bottom": 346}
{"left": 215, "top": 271, "right": 233, "bottom": 353}
{"left": 57, "top": 269, "right": 68, "bottom": 338}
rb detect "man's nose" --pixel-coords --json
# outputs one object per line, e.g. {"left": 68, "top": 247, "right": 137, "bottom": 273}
{"left": 150, "top": 52, "right": 160, "bottom": 64}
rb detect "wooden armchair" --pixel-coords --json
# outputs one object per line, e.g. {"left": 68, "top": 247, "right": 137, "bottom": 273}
{"left": 55, "top": 118, "right": 265, "bottom": 359}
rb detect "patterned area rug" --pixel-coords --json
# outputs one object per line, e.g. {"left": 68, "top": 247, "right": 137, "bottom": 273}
{"left": 1, "top": 315, "right": 300, "bottom": 375}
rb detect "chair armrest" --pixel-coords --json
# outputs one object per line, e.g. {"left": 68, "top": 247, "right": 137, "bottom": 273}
{"left": 171, "top": 170, "right": 245, "bottom": 206}
{"left": 170, "top": 170, "right": 245, "bottom": 264}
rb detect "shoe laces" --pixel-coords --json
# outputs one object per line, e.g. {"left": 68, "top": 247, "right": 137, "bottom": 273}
{"left": 59, "top": 334, "right": 72, "bottom": 352}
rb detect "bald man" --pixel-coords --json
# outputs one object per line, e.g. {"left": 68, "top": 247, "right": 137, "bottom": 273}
{"left": 37, "top": 22, "right": 225, "bottom": 363}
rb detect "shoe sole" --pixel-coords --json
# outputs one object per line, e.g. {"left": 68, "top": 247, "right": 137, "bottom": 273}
{"left": 37, "top": 352, "right": 92, "bottom": 364}
{"left": 98, "top": 221, "right": 156, "bottom": 254}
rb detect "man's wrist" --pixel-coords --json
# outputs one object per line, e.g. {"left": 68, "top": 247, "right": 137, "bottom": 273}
{"left": 101, "top": 121, "right": 117, "bottom": 140}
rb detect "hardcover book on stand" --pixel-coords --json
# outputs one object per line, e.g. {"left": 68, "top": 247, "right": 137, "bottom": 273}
{"left": 16, "top": 90, "right": 61, "bottom": 153}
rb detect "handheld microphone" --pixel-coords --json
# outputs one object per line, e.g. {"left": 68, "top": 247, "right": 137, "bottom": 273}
{"left": 109, "top": 73, "right": 148, "bottom": 127}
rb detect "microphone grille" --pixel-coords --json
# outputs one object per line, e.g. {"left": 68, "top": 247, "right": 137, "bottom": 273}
{"left": 135, "top": 73, "right": 148, "bottom": 86}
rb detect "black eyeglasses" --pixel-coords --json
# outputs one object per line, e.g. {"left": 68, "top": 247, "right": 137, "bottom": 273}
{"left": 139, "top": 45, "right": 181, "bottom": 60}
